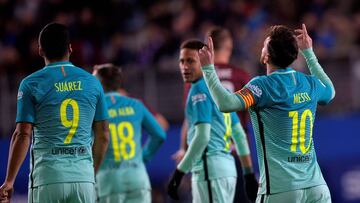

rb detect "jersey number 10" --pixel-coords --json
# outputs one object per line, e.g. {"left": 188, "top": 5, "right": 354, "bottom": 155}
{"left": 289, "top": 109, "right": 313, "bottom": 154}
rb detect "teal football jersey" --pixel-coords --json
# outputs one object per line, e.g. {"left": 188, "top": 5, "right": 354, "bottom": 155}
{"left": 243, "top": 67, "right": 333, "bottom": 194}
{"left": 186, "top": 78, "right": 240, "bottom": 180}
{"left": 15, "top": 61, "right": 109, "bottom": 188}
{"left": 96, "top": 92, "right": 165, "bottom": 197}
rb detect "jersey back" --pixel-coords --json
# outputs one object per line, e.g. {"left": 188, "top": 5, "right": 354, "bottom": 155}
{"left": 16, "top": 61, "right": 108, "bottom": 187}
{"left": 96, "top": 92, "right": 152, "bottom": 197}
{"left": 244, "top": 68, "right": 332, "bottom": 194}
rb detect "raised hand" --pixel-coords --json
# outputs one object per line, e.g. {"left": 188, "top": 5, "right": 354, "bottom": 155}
{"left": 295, "top": 24, "right": 313, "bottom": 50}
{"left": 198, "top": 36, "right": 215, "bottom": 67}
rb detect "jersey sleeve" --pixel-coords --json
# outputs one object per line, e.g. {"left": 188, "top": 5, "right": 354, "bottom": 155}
{"left": 94, "top": 80, "right": 109, "bottom": 121}
{"left": 235, "top": 76, "right": 266, "bottom": 108}
{"left": 313, "top": 76, "right": 333, "bottom": 105}
{"left": 16, "top": 79, "right": 35, "bottom": 123}
{"left": 189, "top": 86, "right": 212, "bottom": 124}
{"left": 140, "top": 102, "right": 166, "bottom": 162}
{"left": 230, "top": 112, "right": 240, "bottom": 127}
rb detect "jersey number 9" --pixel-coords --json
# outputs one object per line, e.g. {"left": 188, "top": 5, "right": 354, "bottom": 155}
{"left": 60, "top": 99, "right": 79, "bottom": 144}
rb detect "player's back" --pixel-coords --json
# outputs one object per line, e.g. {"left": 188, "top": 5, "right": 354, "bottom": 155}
{"left": 101, "top": 92, "right": 147, "bottom": 166}
{"left": 96, "top": 92, "right": 152, "bottom": 197}
{"left": 19, "top": 61, "right": 106, "bottom": 187}
{"left": 246, "top": 68, "right": 330, "bottom": 194}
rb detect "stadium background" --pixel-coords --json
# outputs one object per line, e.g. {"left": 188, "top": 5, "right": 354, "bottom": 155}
{"left": 0, "top": 0, "right": 359, "bottom": 202}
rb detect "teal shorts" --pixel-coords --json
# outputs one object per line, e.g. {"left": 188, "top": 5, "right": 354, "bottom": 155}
{"left": 28, "top": 182, "right": 95, "bottom": 203}
{"left": 98, "top": 189, "right": 151, "bottom": 203}
{"left": 192, "top": 176, "right": 237, "bottom": 203}
{"left": 256, "top": 184, "right": 331, "bottom": 203}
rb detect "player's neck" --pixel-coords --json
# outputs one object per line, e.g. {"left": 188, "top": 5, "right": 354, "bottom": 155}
{"left": 44, "top": 56, "right": 70, "bottom": 65}
{"left": 266, "top": 64, "right": 280, "bottom": 75}
{"left": 117, "top": 89, "right": 129, "bottom": 96}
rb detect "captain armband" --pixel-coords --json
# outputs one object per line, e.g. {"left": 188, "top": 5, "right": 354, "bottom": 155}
{"left": 235, "top": 88, "right": 256, "bottom": 109}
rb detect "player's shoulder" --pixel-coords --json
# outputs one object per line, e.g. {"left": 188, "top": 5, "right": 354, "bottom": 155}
{"left": 20, "top": 68, "right": 47, "bottom": 86}
{"left": 188, "top": 79, "right": 211, "bottom": 104}
{"left": 71, "top": 65, "right": 98, "bottom": 80}
{"left": 295, "top": 71, "right": 320, "bottom": 85}
{"left": 245, "top": 76, "right": 267, "bottom": 98}
{"left": 190, "top": 78, "right": 208, "bottom": 93}
{"left": 121, "top": 94, "right": 145, "bottom": 108}
{"left": 247, "top": 75, "right": 268, "bottom": 86}
{"left": 189, "top": 79, "right": 211, "bottom": 99}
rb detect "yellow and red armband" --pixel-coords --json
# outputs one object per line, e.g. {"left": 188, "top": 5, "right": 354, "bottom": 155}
{"left": 236, "top": 88, "right": 256, "bottom": 109}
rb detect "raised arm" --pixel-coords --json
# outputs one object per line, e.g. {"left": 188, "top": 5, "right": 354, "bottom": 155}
{"left": 295, "top": 24, "right": 335, "bottom": 101}
{"left": 198, "top": 37, "right": 247, "bottom": 112}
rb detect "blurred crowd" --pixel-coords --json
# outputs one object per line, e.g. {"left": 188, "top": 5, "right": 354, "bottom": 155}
{"left": 0, "top": 0, "right": 360, "bottom": 136}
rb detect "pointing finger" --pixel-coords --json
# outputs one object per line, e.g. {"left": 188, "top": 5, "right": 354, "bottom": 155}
{"left": 208, "top": 36, "right": 214, "bottom": 53}
{"left": 302, "top": 24, "right": 308, "bottom": 36}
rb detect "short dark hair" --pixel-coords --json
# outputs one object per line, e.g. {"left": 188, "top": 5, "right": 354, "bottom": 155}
{"left": 94, "top": 64, "right": 123, "bottom": 92}
{"left": 207, "top": 27, "right": 232, "bottom": 51}
{"left": 180, "top": 39, "right": 206, "bottom": 51}
{"left": 39, "top": 23, "right": 70, "bottom": 60}
{"left": 267, "top": 25, "right": 298, "bottom": 68}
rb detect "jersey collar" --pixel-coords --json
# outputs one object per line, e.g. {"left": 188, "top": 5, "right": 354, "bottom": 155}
{"left": 45, "top": 61, "right": 74, "bottom": 68}
{"left": 269, "top": 67, "right": 295, "bottom": 75}
{"left": 105, "top": 91, "right": 122, "bottom": 97}
{"left": 192, "top": 76, "right": 204, "bottom": 85}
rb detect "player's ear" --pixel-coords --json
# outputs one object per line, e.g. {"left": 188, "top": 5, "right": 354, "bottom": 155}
{"left": 38, "top": 46, "right": 44, "bottom": 57}
{"left": 69, "top": 44, "right": 73, "bottom": 54}
{"left": 263, "top": 54, "right": 269, "bottom": 65}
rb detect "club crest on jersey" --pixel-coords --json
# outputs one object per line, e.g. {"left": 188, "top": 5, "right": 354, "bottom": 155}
{"left": 17, "top": 91, "right": 23, "bottom": 100}
{"left": 247, "top": 84, "right": 262, "bottom": 97}
{"left": 192, "top": 93, "right": 206, "bottom": 105}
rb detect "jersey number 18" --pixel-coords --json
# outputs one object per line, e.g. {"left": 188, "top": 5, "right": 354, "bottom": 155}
{"left": 109, "top": 122, "right": 136, "bottom": 161}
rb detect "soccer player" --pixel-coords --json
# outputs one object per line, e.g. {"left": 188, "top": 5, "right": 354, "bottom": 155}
{"left": 93, "top": 63, "right": 170, "bottom": 132}
{"left": 172, "top": 27, "right": 251, "bottom": 165}
{"left": 167, "top": 39, "right": 258, "bottom": 203}
{"left": 0, "top": 23, "right": 110, "bottom": 203}
{"left": 93, "top": 65, "right": 166, "bottom": 203}
{"left": 172, "top": 27, "right": 254, "bottom": 203}
{"left": 198, "top": 24, "right": 335, "bottom": 203}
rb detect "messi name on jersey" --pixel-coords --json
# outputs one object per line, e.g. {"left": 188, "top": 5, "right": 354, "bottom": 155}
{"left": 54, "top": 81, "right": 83, "bottom": 92}
{"left": 293, "top": 92, "right": 311, "bottom": 104}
